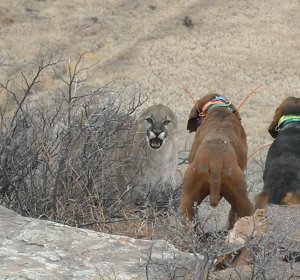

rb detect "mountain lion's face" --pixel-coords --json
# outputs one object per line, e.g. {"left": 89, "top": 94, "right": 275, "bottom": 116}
{"left": 137, "top": 104, "right": 178, "bottom": 149}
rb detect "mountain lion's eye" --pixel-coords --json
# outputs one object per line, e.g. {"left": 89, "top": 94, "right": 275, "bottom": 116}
{"left": 145, "top": 118, "right": 153, "bottom": 124}
{"left": 163, "top": 120, "right": 171, "bottom": 125}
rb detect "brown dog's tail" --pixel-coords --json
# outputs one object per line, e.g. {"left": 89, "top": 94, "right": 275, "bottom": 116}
{"left": 209, "top": 160, "right": 222, "bottom": 207}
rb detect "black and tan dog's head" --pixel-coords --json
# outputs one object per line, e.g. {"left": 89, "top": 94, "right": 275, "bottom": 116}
{"left": 187, "top": 93, "right": 241, "bottom": 133}
{"left": 268, "top": 97, "right": 300, "bottom": 138}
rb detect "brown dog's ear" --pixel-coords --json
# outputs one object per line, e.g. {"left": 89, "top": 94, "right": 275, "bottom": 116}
{"left": 228, "top": 103, "right": 242, "bottom": 121}
{"left": 187, "top": 116, "right": 201, "bottom": 132}
{"left": 187, "top": 100, "right": 203, "bottom": 133}
{"left": 235, "top": 111, "right": 241, "bottom": 121}
{"left": 268, "top": 107, "right": 281, "bottom": 138}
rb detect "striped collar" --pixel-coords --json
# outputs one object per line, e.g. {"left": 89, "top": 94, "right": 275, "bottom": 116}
{"left": 201, "top": 96, "right": 234, "bottom": 116}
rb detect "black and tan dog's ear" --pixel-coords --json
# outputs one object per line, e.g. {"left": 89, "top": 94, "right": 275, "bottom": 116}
{"left": 268, "top": 107, "right": 281, "bottom": 138}
{"left": 187, "top": 100, "right": 203, "bottom": 133}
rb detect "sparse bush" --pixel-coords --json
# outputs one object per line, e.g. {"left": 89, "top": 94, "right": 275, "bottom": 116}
{"left": 143, "top": 205, "right": 300, "bottom": 280}
{"left": 0, "top": 51, "right": 149, "bottom": 229}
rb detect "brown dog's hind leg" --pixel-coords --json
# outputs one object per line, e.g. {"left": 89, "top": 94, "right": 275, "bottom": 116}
{"left": 228, "top": 189, "right": 252, "bottom": 217}
{"left": 180, "top": 193, "right": 196, "bottom": 220}
{"left": 228, "top": 206, "right": 238, "bottom": 229}
{"left": 226, "top": 193, "right": 252, "bottom": 229}
{"left": 180, "top": 168, "right": 209, "bottom": 221}
{"left": 223, "top": 168, "right": 253, "bottom": 228}
{"left": 180, "top": 189, "right": 209, "bottom": 221}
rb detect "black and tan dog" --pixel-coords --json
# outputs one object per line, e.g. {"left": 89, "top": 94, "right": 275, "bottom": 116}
{"left": 180, "top": 93, "right": 253, "bottom": 228}
{"left": 255, "top": 97, "right": 300, "bottom": 208}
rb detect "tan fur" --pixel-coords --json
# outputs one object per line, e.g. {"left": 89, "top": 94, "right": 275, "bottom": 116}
{"left": 180, "top": 93, "right": 253, "bottom": 228}
{"left": 255, "top": 191, "right": 269, "bottom": 209}
{"left": 128, "top": 104, "right": 178, "bottom": 207}
{"left": 281, "top": 192, "right": 300, "bottom": 206}
{"left": 83, "top": 104, "right": 178, "bottom": 210}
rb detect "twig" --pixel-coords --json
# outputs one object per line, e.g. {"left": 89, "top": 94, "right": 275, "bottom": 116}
{"left": 248, "top": 143, "right": 271, "bottom": 161}
{"left": 183, "top": 86, "right": 201, "bottom": 114}
{"left": 236, "top": 84, "right": 264, "bottom": 114}
{"left": 78, "top": 216, "right": 150, "bottom": 227}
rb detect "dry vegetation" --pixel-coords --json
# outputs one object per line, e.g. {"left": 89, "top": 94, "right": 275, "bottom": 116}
{"left": 0, "top": 53, "right": 299, "bottom": 279}
{"left": 1, "top": 0, "right": 300, "bottom": 278}
{"left": 0, "top": 52, "right": 149, "bottom": 227}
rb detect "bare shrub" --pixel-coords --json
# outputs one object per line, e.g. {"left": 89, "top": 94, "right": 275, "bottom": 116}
{"left": 143, "top": 205, "right": 300, "bottom": 279}
{"left": 0, "top": 51, "right": 150, "bottom": 229}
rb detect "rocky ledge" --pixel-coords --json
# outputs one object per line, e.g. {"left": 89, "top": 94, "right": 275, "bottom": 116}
{"left": 0, "top": 206, "right": 196, "bottom": 279}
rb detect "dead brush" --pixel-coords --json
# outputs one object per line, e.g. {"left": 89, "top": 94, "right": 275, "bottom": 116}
{"left": 0, "top": 51, "right": 150, "bottom": 230}
{"left": 85, "top": 209, "right": 164, "bottom": 239}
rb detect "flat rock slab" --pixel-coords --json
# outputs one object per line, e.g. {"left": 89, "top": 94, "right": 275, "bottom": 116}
{"left": 0, "top": 206, "right": 195, "bottom": 279}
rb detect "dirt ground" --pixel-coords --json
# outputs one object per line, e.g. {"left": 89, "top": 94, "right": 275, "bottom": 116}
{"left": 1, "top": 0, "right": 299, "bottom": 229}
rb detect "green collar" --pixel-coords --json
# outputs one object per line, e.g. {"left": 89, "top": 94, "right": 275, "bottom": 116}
{"left": 277, "top": 115, "right": 300, "bottom": 128}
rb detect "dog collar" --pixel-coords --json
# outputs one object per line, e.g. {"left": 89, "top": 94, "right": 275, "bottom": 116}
{"left": 276, "top": 115, "right": 300, "bottom": 131}
{"left": 201, "top": 96, "right": 234, "bottom": 116}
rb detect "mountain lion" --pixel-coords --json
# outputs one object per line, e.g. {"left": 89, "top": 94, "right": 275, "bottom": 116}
{"left": 125, "top": 104, "right": 179, "bottom": 211}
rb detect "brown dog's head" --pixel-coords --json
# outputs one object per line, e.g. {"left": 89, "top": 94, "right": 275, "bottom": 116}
{"left": 187, "top": 93, "right": 241, "bottom": 133}
{"left": 268, "top": 97, "right": 300, "bottom": 138}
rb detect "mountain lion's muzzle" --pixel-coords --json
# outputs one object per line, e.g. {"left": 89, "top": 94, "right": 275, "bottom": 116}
{"left": 146, "top": 128, "right": 167, "bottom": 149}
{"left": 145, "top": 118, "right": 170, "bottom": 149}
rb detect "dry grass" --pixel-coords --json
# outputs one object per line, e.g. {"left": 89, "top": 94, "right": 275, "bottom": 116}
{"left": 0, "top": 0, "right": 300, "bottom": 277}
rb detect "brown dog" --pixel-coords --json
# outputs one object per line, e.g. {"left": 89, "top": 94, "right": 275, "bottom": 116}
{"left": 180, "top": 93, "right": 253, "bottom": 228}
{"left": 255, "top": 97, "right": 300, "bottom": 209}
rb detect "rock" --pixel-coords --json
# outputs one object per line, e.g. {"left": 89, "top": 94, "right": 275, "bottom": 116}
{"left": 227, "top": 205, "right": 300, "bottom": 253}
{"left": 213, "top": 205, "right": 300, "bottom": 279}
{"left": 0, "top": 206, "right": 197, "bottom": 279}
